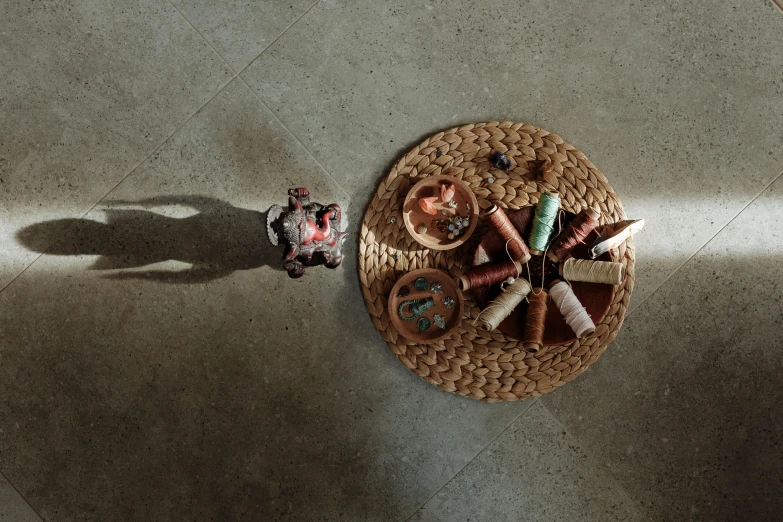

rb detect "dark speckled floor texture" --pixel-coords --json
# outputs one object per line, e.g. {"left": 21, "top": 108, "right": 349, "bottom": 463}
{"left": 1, "top": 1, "right": 782, "bottom": 521}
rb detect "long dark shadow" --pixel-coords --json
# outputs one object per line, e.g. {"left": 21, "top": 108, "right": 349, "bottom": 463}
{"left": 16, "top": 195, "right": 284, "bottom": 283}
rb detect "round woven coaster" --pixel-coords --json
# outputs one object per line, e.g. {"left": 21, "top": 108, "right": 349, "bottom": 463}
{"left": 358, "top": 122, "right": 635, "bottom": 402}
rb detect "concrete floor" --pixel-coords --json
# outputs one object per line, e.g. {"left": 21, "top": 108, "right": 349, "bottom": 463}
{"left": 1, "top": 1, "right": 782, "bottom": 520}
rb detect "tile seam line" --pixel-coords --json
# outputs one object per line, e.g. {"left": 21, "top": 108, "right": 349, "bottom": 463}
{"left": 235, "top": 0, "right": 322, "bottom": 77}
{"left": 0, "top": 468, "right": 45, "bottom": 522}
{"left": 402, "top": 397, "right": 540, "bottom": 522}
{"left": 625, "top": 167, "right": 783, "bottom": 317}
{"left": 169, "top": 0, "right": 350, "bottom": 200}
{"left": 537, "top": 402, "right": 650, "bottom": 522}
{"left": 236, "top": 76, "right": 352, "bottom": 200}
{"left": 0, "top": 74, "right": 238, "bottom": 298}
{"left": 167, "top": 0, "right": 240, "bottom": 76}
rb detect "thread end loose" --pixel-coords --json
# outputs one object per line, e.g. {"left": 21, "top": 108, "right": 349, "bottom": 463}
{"left": 584, "top": 207, "right": 601, "bottom": 220}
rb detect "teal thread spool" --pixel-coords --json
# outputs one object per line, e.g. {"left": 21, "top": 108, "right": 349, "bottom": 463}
{"left": 528, "top": 192, "right": 561, "bottom": 254}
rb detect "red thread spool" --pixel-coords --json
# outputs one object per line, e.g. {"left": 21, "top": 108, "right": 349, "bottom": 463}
{"left": 523, "top": 289, "right": 549, "bottom": 353}
{"left": 547, "top": 207, "right": 600, "bottom": 263}
{"left": 484, "top": 205, "right": 532, "bottom": 264}
{"left": 459, "top": 260, "right": 523, "bottom": 291}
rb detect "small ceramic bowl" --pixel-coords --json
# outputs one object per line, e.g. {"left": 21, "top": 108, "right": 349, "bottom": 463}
{"left": 402, "top": 175, "right": 479, "bottom": 250}
{"left": 388, "top": 268, "right": 464, "bottom": 344}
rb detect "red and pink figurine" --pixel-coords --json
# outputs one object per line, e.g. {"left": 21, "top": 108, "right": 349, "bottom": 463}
{"left": 267, "top": 188, "right": 347, "bottom": 278}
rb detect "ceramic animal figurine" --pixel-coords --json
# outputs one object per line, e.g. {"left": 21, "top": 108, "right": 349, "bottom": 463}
{"left": 267, "top": 188, "right": 348, "bottom": 278}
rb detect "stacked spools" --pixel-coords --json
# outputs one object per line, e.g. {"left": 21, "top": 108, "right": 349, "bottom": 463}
{"left": 465, "top": 195, "right": 627, "bottom": 353}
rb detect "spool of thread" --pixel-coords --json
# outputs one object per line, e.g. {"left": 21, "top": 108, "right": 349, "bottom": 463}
{"left": 528, "top": 192, "right": 561, "bottom": 254}
{"left": 510, "top": 206, "right": 535, "bottom": 238}
{"left": 549, "top": 279, "right": 595, "bottom": 337}
{"left": 547, "top": 207, "right": 601, "bottom": 262}
{"left": 485, "top": 205, "right": 532, "bottom": 264}
{"left": 459, "top": 260, "right": 523, "bottom": 291}
{"left": 559, "top": 258, "right": 625, "bottom": 285}
{"left": 523, "top": 289, "right": 549, "bottom": 353}
{"left": 477, "top": 278, "right": 532, "bottom": 331}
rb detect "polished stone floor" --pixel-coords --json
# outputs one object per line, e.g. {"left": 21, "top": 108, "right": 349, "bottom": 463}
{"left": 1, "top": 1, "right": 782, "bottom": 520}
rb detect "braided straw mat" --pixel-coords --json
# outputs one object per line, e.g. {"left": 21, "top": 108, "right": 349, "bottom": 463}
{"left": 358, "top": 122, "right": 635, "bottom": 402}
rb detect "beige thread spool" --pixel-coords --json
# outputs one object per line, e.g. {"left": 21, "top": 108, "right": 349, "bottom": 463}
{"left": 477, "top": 278, "right": 532, "bottom": 331}
{"left": 559, "top": 258, "right": 625, "bottom": 285}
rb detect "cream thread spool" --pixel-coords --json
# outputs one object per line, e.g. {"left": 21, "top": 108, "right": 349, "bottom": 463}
{"left": 549, "top": 279, "right": 595, "bottom": 337}
{"left": 559, "top": 258, "right": 625, "bottom": 285}
{"left": 477, "top": 278, "right": 532, "bottom": 331}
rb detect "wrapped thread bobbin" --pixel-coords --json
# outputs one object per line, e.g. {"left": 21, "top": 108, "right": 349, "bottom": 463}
{"left": 459, "top": 260, "right": 524, "bottom": 291}
{"left": 549, "top": 279, "right": 595, "bottom": 337}
{"left": 477, "top": 278, "right": 532, "bottom": 331}
{"left": 528, "top": 192, "right": 561, "bottom": 255}
{"left": 547, "top": 207, "right": 601, "bottom": 263}
{"left": 559, "top": 258, "right": 625, "bottom": 285}
{"left": 484, "top": 205, "right": 532, "bottom": 264}
{"left": 523, "top": 289, "right": 549, "bottom": 353}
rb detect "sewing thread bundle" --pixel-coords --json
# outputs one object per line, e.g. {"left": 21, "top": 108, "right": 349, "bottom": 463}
{"left": 560, "top": 258, "right": 625, "bottom": 285}
{"left": 485, "top": 205, "right": 531, "bottom": 263}
{"left": 528, "top": 192, "right": 561, "bottom": 254}
{"left": 549, "top": 280, "right": 595, "bottom": 337}
{"left": 477, "top": 277, "right": 531, "bottom": 331}
{"left": 459, "top": 260, "right": 523, "bottom": 291}
{"left": 523, "top": 289, "right": 549, "bottom": 353}
{"left": 547, "top": 207, "right": 601, "bottom": 262}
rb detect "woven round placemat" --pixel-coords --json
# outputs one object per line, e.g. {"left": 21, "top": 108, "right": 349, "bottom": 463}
{"left": 358, "top": 122, "right": 635, "bottom": 402}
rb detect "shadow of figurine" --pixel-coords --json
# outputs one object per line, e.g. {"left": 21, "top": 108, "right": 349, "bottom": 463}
{"left": 16, "top": 195, "right": 284, "bottom": 283}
